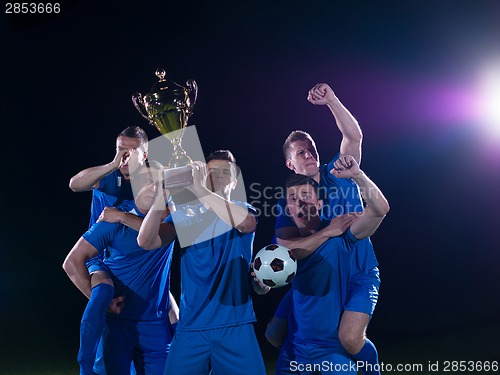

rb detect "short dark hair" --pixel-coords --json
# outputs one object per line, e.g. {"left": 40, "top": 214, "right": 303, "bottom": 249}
{"left": 132, "top": 159, "right": 163, "bottom": 176}
{"left": 206, "top": 149, "right": 236, "bottom": 164}
{"left": 282, "top": 130, "right": 317, "bottom": 160}
{"left": 143, "top": 159, "right": 163, "bottom": 170}
{"left": 285, "top": 174, "right": 319, "bottom": 196}
{"left": 118, "top": 126, "right": 148, "bottom": 151}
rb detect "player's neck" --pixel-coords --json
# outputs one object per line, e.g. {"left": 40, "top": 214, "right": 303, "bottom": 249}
{"left": 310, "top": 171, "right": 321, "bottom": 183}
{"left": 298, "top": 215, "right": 321, "bottom": 236}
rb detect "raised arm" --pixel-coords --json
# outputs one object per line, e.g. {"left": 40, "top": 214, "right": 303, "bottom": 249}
{"left": 189, "top": 161, "right": 256, "bottom": 233}
{"left": 68, "top": 147, "right": 130, "bottom": 192}
{"left": 197, "top": 190, "right": 256, "bottom": 233}
{"left": 308, "top": 83, "right": 363, "bottom": 164}
{"left": 62, "top": 237, "right": 100, "bottom": 299}
{"left": 137, "top": 189, "right": 177, "bottom": 250}
{"left": 331, "top": 156, "right": 389, "bottom": 240}
{"left": 277, "top": 213, "right": 355, "bottom": 260}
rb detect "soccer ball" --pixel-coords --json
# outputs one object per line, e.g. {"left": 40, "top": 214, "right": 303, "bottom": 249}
{"left": 253, "top": 244, "right": 297, "bottom": 288}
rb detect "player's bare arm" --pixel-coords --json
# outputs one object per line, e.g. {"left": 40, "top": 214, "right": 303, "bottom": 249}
{"left": 137, "top": 180, "right": 176, "bottom": 250}
{"left": 168, "top": 292, "right": 179, "bottom": 324}
{"left": 62, "top": 237, "right": 100, "bottom": 299}
{"left": 69, "top": 147, "right": 130, "bottom": 192}
{"left": 97, "top": 207, "right": 144, "bottom": 231}
{"left": 137, "top": 209, "right": 176, "bottom": 250}
{"left": 140, "top": 216, "right": 176, "bottom": 252}
{"left": 266, "top": 315, "right": 288, "bottom": 348}
{"left": 277, "top": 213, "right": 355, "bottom": 260}
{"left": 308, "top": 83, "right": 363, "bottom": 164}
{"left": 188, "top": 161, "right": 256, "bottom": 233}
{"left": 331, "top": 155, "right": 389, "bottom": 240}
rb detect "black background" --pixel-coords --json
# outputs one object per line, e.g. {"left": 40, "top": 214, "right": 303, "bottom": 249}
{"left": 2, "top": 0, "right": 500, "bottom": 371}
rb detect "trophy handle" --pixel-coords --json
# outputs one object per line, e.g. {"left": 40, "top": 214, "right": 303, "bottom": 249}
{"left": 132, "top": 92, "right": 149, "bottom": 120}
{"left": 186, "top": 79, "right": 198, "bottom": 116}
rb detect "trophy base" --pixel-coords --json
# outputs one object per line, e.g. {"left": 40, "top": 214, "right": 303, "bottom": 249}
{"left": 162, "top": 165, "right": 193, "bottom": 189}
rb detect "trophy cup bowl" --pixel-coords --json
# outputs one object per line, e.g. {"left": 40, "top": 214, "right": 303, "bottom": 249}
{"left": 132, "top": 69, "right": 198, "bottom": 188}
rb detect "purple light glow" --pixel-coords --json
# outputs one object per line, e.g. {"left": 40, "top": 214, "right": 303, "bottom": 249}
{"left": 341, "top": 67, "right": 483, "bottom": 136}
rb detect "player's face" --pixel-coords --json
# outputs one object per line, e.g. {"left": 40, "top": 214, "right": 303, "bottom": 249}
{"left": 286, "top": 140, "right": 320, "bottom": 178}
{"left": 132, "top": 169, "right": 159, "bottom": 210}
{"left": 116, "top": 136, "right": 147, "bottom": 180}
{"left": 286, "top": 184, "right": 322, "bottom": 228}
{"left": 206, "top": 159, "right": 236, "bottom": 196}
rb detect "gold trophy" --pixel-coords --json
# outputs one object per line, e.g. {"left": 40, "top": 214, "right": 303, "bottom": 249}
{"left": 132, "top": 69, "right": 198, "bottom": 188}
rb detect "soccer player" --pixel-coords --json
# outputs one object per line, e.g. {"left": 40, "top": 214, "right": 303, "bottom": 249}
{"left": 68, "top": 126, "right": 149, "bottom": 375}
{"left": 69, "top": 126, "right": 149, "bottom": 226}
{"left": 276, "top": 83, "right": 382, "bottom": 374}
{"left": 138, "top": 150, "right": 267, "bottom": 375}
{"left": 63, "top": 161, "right": 176, "bottom": 375}
{"left": 277, "top": 158, "right": 389, "bottom": 374}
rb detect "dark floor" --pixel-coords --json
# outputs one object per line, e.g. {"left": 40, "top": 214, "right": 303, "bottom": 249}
{"left": 1, "top": 321, "right": 498, "bottom": 374}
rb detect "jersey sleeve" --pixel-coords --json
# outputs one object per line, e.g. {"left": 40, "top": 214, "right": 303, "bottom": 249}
{"left": 164, "top": 214, "right": 174, "bottom": 224}
{"left": 321, "top": 153, "right": 363, "bottom": 215}
{"left": 96, "top": 172, "right": 119, "bottom": 196}
{"left": 342, "top": 228, "right": 360, "bottom": 251}
{"left": 323, "top": 153, "right": 359, "bottom": 189}
{"left": 238, "top": 201, "right": 258, "bottom": 217}
{"left": 82, "top": 221, "right": 120, "bottom": 253}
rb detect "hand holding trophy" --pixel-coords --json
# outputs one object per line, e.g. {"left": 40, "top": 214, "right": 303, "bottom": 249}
{"left": 132, "top": 69, "right": 198, "bottom": 188}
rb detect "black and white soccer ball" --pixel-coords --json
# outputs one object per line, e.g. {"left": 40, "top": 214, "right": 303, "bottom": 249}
{"left": 253, "top": 244, "right": 297, "bottom": 288}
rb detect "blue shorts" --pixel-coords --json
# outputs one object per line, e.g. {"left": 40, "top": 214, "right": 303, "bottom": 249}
{"left": 345, "top": 268, "right": 380, "bottom": 316}
{"left": 276, "top": 339, "right": 356, "bottom": 374}
{"left": 86, "top": 254, "right": 110, "bottom": 274}
{"left": 103, "top": 316, "right": 171, "bottom": 375}
{"left": 164, "top": 323, "right": 266, "bottom": 375}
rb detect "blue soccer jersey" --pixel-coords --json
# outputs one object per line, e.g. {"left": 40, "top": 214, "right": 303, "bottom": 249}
{"left": 292, "top": 229, "right": 358, "bottom": 348}
{"left": 165, "top": 202, "right": 257, "bottom": 331}
{"left": 276, "top": 153, "right": 363, "bottom": 228}
{"left": 88, "top": 171, "right": 133, "bottom": 228}
{"left": 83, "top": 201, "right": 174, "bottom": 321}
{"left": 275, "top": 153, "right": 379, "bottom": 274}
{"left": 163, "top": 201, "right": 266, "bottom": 375}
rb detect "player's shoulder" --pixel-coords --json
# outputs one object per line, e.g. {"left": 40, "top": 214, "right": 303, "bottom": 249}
{"left": 320, "top": 228, "right": 358, "bottom": 249}
{"left": 84, "top": 220, "right": 121, "bottom": 243}
{"left": 97, "top": 170, "right": 119, "bottom": 187}
{"left": 115, "top": 200, "right": 140, "bottom": 215}
{"left": 166, "top": 203, "right": 204, "bottom": 225}
{"left": 232, "top": 200, "right": 257, "bottom": 215}
{"left": 340, "top": 228, "right": 360, "bottom": 248}
{"left": 96, "top": 170, "right": 124, "bottom": 196}
{"left": 320, "top": 163, "right": 358, "bottom": 189}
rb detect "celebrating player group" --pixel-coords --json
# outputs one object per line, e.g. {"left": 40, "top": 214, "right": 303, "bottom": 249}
{"left": 63, "top": 82, "right": 389, "bottom": 375}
